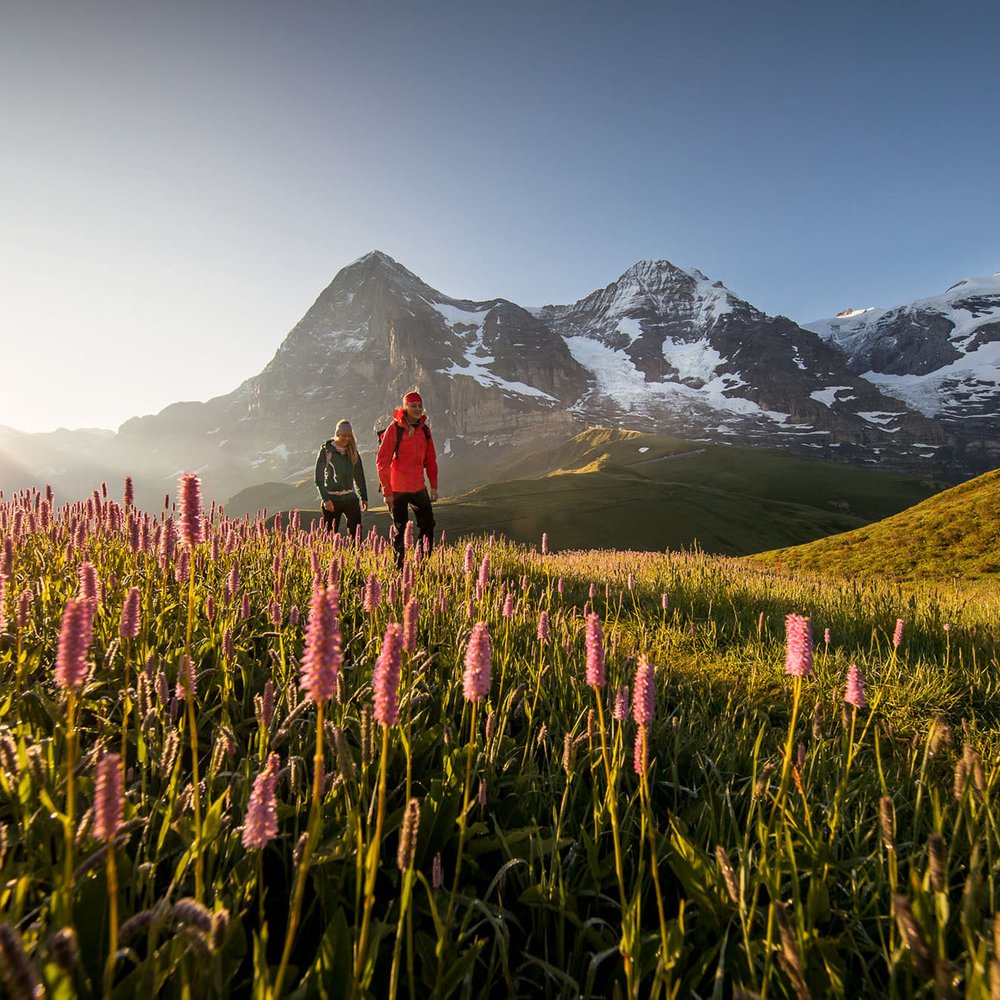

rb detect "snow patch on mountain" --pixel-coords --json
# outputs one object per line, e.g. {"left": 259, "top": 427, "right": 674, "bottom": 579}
{"left": 565, "top": 335, "right": 789, "bottom": 423}
{"left": 862, "top": 339, "right": 1000, "bottom": 416}
{"left": 810, "top": 387, "right": 855, "bottom": 407}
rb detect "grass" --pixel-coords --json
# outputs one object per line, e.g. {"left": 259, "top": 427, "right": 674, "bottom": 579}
{"left": 1, "top": 475, "right": 998, "bottom": 997}
{"left": 756, "top": 467, "right": 1000, "bottom": 579}
{"left": 232, "top": 427, "right": 942, "bottom": 556}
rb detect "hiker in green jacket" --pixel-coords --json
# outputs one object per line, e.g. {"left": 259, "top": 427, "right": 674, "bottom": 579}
{"left": 315, "top": 419, "right": 369, "bottom": 536}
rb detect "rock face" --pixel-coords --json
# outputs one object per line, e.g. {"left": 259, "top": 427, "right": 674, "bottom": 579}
{"left": 806, "top": 272, "right": 1000, "bottom": 472}
{"left": 540, "top": 261, "right": 949, "bottom": 468}
{"left": 2, "top": 253, "right": 995, "bottom": 508}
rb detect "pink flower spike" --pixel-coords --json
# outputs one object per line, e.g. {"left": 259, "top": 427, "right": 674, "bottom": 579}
{"left": 463, "top": 621, "right": 492, "bottom": 703}
{"left": 585, "top": 613, "right": 606, "bottom": 688}
{"left": 892, "top": 618, "right": 905, "bottom": 649}
{"left": 119, "top": 587, "right": 141, "bottom": 640}
{"left": 55, "top": 598, "right": 94, "bottom": 691}
{"left": 784, "top": 613, "right": 814, "bottom": 678}
{"left": 300, "top": 586, "right": 341, "bottom": 704}
{"left": 93, "top": 751, "right": 124, "bottom": 842}
{"left": 844, "top": 663, "right": 867, "bottom": 709}
{"left": 632, "top": 655, "right": 655, "bottom": 727}
{"left": 242, "top": 753, "right": 280, "bottom": 849}
{"left": 177, "top": 472, "right": 204, "bottom": 549}
{"left": 613, "top": 685, "right": 629, "bottom": 722}
{"left": 373, "top": 623, "right": 404, "bottom": 725}
{"left": 537, "top": 610, "right": 550, "bottom": 642}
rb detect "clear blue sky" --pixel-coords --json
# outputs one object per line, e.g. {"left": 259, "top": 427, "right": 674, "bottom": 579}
{"left": 3, "top": 0, "right": 998, "bottom": 432}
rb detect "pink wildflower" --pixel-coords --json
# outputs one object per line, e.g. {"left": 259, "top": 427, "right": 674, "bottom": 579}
{"left": 242, "top": 753, "right": 280, "bottom": 849}
{"left": 55, "top": 598, "right": 94, "bottom": 690}
{"left": 463, "top": 621, "right": 492, "bottom": 703}
{"left": 464, "top": 544, "right": 475, "bottom": 575}
{"left": 537, "top": 610, "right": 550, "bottom": 642}
{"left": 373, "top": 623, "right": 404, "bottom": 725}
{"left": 403, "top": 598, "right": 419, "bottom": 653}
{"left": 632, "top": 655, "right": 655, "bottom": 727}
{"left": 119, "top": 587, "right": 141, "bottom": 640}
{"left": 892, "top": 618, "right": 905, "bottom": 649}
{"left": 844, "top": 663, "right": 867, "bottom": 709}
{"left": 177, "top": 473, "right": 204, "bottom": 549}
{"left": 123, "top": 476, "right": 134, "bottom": 510}
{"left": 613, "top": 685, "right": 630, "bottom": 721}
{"left": 633, "top": 728, "right": 647, "bottom": 775}
{"left": 93, "top": 752, "right": 124, "bottom": 842}
{"left": 585, "top": 614, "right": 606, "bottom": 688}
{"left": 541, "top": 532, "right": 548, "bottom": 555}
{"left": 784, "top": 613, "right": 814, "bottom": 678}
{"left": 300, "top": 586, "right": 341, "bottom": 703}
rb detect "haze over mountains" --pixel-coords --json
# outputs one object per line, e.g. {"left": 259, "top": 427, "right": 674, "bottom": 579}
{"left": 2, "top": 251, "right": 997, "bottom": 510}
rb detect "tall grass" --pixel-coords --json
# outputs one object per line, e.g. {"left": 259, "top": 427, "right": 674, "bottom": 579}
{"left": 0, "top": 480, "right": 997, "bottom": 997}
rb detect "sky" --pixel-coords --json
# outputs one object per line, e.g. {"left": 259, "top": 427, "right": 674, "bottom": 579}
{"left": 3, "top": 0, "right": 998, "bottom": 434}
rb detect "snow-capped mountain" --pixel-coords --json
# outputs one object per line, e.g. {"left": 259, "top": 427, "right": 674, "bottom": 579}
{"left": 806, "top": 272, "right": 1000, "bottom": 469}
{"left": 539, "top": 260, "right": 947, "bottom": 463}
{"left": 2, "top": 252, "right": 993, "bottom": 508}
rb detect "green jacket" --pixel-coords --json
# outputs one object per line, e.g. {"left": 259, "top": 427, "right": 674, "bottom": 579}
{"left": 315, "top": 441, "right": 368, "bottom": 504}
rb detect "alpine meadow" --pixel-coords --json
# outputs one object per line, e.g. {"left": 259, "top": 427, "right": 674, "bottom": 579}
{"left": 0, "top": 469, "right": 998, "bottom": 998}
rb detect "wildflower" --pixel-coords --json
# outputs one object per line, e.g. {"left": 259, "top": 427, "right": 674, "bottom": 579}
{"left": 396, "top": 797, "right": 420, "bottom": 871}
{"left": 540, "top": 532, "right": 548, "bottom": 555}
{"left": 463, "top": 544, "right": 475, "bottom": 575}
{"left": 0, "top": 922, "right": 43, "bottom": 1000}
{"left": 537, "top": 610, "right": 550, "bottom": 642}
{"left": 119, "top": 587, "right": 141, "bottom": 640}
{"left": 893, "top": 894, "right": 934, "bottom": 980}
{"left": 300, "top": 586, "right": 341, "bottom": 704}
{"left": 175, "top": 655, "right": 197, "bottom": 701}
{"left": 892, "top": 618, "right": 905, "bottom": 649}
{"left": 373, "top": 623, "right": 404, "bottom": 725}
{"left": 55, "top": 598, "right": 94, "bottom": 691}
{"left": 502, "top": 592, "right": 514, "bottom": 618}
{"left": 661, "top": 593, "right": 669, "bottom": 610}
{"left": 927, "top": 833, "right": 946, "bottom": 893}
{"left": 613, "top": 685, "right": 629, "bottom": 721}
{"left": 403, "top": 597, "right": 419, "bottom": 652}
{"left": 633, "top": 727, "right": 647, "bottom": 774}
{"left": 93, "top": 752, "right": 123, "bottom": 842}
{"left": 432, "top": 852, "right": 443, "bottom": 890}
{"left": 242, "top": 753, "right": 280, "bottom": 849}
{"left": 463, "top": 621, "right": 492, "bottom": 703}
{"left": 584, "top": 614, "right": 605, "bottom": 688}
{"left": 824, "top": 627, "right": 831, "bottom": 646}
{"left": 78, "top": 561, "right": 100, "bottom": 605}
{"left": 784, "top": 613, "right": 813, "bottom": 678}
{"left": 477, "top": 554, "right": 490, "bottom": 591}
{"left": 562, "top": 733, "right": 575, "bottom": 776}
{"left": 362, "top": 573, "right": 381, "bottom": 612}
{"left": 844, "top": 664, "right": 866, "bottom": 709}
{"left": 632, "top": 656, "right": 655, "bottom": 727}
{"left": 177, "top": 472, "right": 204, "bottom": 549}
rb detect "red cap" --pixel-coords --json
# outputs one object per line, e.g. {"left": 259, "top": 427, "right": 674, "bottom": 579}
{"left": 403, "top": 391, "right": 423, "bottom": 405}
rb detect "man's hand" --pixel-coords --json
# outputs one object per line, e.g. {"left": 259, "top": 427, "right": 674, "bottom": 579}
{"left": 361, "top": 500, "right": 369, "bottom": 512}
{"left": 430, "top": 488, "right": 439, "bottom": 502}
{"left": 384, "top": 492, "right": 393, "bottom": 507}
{"left": 323, "top": 500, "right": 334, "bottom": 512}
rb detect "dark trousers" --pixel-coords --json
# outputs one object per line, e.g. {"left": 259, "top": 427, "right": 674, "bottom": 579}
{"left": 391, "top": 489, "right": 435, "bottom": 566}
{"left": 321, "top": 494, "right": 362, "bottom": 535}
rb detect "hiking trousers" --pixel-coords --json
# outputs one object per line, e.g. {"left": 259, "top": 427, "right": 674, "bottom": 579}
{"left": 390, "top": 489, "right": 435, "bottom": 567}
{"left": 321, "top": 493, "right": 362, "bottom": 536}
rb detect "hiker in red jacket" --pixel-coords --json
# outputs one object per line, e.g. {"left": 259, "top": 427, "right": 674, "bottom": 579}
{"left": 376, "top": 390, "right": 439, "bottom": 568}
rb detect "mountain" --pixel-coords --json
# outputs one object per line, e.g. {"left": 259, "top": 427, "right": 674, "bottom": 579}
{"left": 2, "top": 251, "right": 994, "bottom": 510}
{"left": 538, "top": 260, "right": 949, "bottom": 467}
{"left": 753, "top": 468, "right": 1000, "bottom": 578}
{"left": 805, "top": 272, "right": 1000, "bottom": 471}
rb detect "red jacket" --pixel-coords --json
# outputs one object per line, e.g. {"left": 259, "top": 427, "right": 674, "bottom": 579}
{"left": 376, "top": 410, "right": 438, "bottom": 494}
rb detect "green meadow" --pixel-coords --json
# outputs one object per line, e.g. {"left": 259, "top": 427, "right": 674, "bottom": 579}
{"left": 0, "top": 470, "right": 997, "bottom": 997}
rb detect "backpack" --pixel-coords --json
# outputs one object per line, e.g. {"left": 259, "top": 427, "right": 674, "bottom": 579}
{"left": 376, "top": 422, "right": 432, "bottom": 492}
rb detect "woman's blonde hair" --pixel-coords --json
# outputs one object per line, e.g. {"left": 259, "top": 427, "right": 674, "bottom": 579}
{"left": 335, "top": 420, "right": 360, "bottom": 465}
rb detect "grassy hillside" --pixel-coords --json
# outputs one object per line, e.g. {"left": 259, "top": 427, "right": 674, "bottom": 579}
{"left": 276, "top": 428, "right": 941, "bottom": 556}
{"left": 753, "top": 467, "right": 1000, "bottom": 578}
